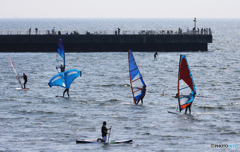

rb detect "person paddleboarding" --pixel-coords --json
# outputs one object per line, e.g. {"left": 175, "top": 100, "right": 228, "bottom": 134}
{"left": 97, "top": 121, "right": 112, "bottom": 142}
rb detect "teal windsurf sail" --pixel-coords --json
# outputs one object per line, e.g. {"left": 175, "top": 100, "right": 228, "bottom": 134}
{"left": 48, "top": 69, "right": 81, "bottom": 89}
{"left": 56, "top": 38, "right": 65, "bottom": 73}
{"left": 128, "top": 50, "right": 146, "bottom": 104}
{"left": 178, "top": 55, "right": 196, "bottom": 112}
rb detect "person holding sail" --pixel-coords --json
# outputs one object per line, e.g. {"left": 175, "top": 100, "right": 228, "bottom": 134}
{"left": 19, "top": 73, "right": 27, "bottom": 89}
{"left": 63, "top": 88, "right": 69, "bottom": 97}
{"left": 185, "top": 93, "right": 193, "bottom": 114}
{"left": 136, "top": 86, "right": 146, "bottom": 105}
{"left": 57, "top": 64, "right": 65, "bottom": 73}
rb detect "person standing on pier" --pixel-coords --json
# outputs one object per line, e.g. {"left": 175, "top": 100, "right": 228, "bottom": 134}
{"left": 35, "top": 28, "right": 38, "bottom": 35}
{"left": 118, "top": 28, "right": 120, "bottom": 35}
{"left": 29, "top": 28, "right": 31, "bottom": 35}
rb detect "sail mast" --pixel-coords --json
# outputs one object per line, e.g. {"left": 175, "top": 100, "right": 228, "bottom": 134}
{"left": 8, "top": 55, "right": 23, "bottom": 89}
{"left": 128, "top": 50, "right": 136, "bottom": 103}
{"left": 178, "top": 55, "right": 181, "bottom": 112}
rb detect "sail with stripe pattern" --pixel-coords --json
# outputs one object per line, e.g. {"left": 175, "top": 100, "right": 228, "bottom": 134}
{"left": 178, "top": 55, "right": 196, "bottom": 112}
{"left": 128, "top": 50, "right": 146, "bottom": 104}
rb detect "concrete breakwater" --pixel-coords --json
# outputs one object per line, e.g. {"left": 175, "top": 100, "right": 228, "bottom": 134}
{"left": 0, "top": 31, "right": 212, "bottom": 52}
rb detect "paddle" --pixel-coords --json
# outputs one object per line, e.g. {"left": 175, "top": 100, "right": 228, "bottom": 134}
{"left": 107, "top": 126, "right": 112, "bottom": 143}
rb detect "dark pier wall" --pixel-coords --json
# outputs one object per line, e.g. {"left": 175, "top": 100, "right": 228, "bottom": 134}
{"left": 0, "top": 35, "right": 212, "bottom": 52}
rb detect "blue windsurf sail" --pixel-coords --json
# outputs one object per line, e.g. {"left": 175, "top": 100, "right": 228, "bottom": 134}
{"left": 48, "top": 69, "right": 81, "bottom": 89}
{"left": 56, "top": 38, "right": 65, "bottom": 73}
{"left": 128, "top": 50, "right": 146, "bottom": 104}
{"left": 178, "top": 55, "right": 196, "bottom": 112}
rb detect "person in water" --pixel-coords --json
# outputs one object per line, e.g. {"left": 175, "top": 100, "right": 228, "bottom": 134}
{"left": 57, "top": 64, "right": 65, "bottom": 73}
{"left": 136, "top": 86, "right": 146, "bottom": 105}
{"left": 154, "top": 52, "right": 158, "bottom": 60}
{"left": 97, "top": 121, "right": 111, "bottom": 142}
{"left": 174, "top": 93, "right": 179, "bottom": 98}
{"left": 20, "top": 73, "right": 27, "bottom": 89}
{"left": 63, "top": 88, "right": 69, "bottom": 97}
{"left": 185, "top": 93, "right": 192, "bottom": 114}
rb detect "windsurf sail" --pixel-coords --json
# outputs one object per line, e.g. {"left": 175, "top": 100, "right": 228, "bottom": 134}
{"left": 177, "top": 55, "right": 196, "bottom": 112}
{"left": 8, "top": 55, "right": 23, "bottom": 88}
{"left": 48, "top": 69, "right": 81, "bottom": 89}
{"left": 128, "top": 50, "right": 146, "bottom": 104}
{"left": 56, "top": 38, "right": 65, "bottom": 73}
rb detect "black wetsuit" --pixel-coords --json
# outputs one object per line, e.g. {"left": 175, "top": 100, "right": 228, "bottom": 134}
{"left": 61, "top": 66, "right": 65, "bottom": 73}
{"left": 101, "top": 125, "right": 107, "bottom": 138}
{"left": 63, "top": 88, "right": 69, "bottom": 97}
{"left": 154, "top": 52, "right": 158, "bottom": 60}
{"left": 185, "top": 103, "right": 192, "bottom": 114}
{"left": 23, "top": 74, "right": 27, "bottom": 89}
{"left": 137, "top": 88, "right": 146, "bottom": 104}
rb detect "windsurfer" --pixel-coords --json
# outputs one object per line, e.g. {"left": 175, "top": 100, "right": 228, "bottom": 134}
{"left": 154, "top": 52, "right": 158, "bottom": 60}
{"left": 20, "top": 73, "right": 27, "bottom": 89}
{"left": 63, "top": 88, "right": 69, "bottom": 97}
{"left": 174, "top": 93, "right": 179, "bottom": 98}
{"left": 97, "top": 121, "right": 111, "bottom": 142}
{"left": 136, "top": 86, "right": 146, "bottom": 104}
{"left": 57, "top": 64, "right": 65, "bottom": 73}
{"left": 185, "top": 93, "right": 192, "bottom": 114}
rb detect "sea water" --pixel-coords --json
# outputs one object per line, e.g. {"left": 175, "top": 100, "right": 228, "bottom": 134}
{"left": 0, "top": 18, "right": 240, "bottom": 151}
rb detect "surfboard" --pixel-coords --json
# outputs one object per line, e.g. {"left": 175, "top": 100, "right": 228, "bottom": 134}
{"left": 16, "top": 88, "right": 29, "bottom": 90}
{"left": 167, "top": 111, "right": 180, "bottom": 114}
{"left": 55, "top": 95, "right": 69, "bottom": 98}
{"left": 76, "top": 139, "right": 132, "bottom": 144}
{"left": 152, "top": 59, "right": 162, "bottom": 61}
{"left": 168, "top": 111, "right": 192, "bottom": 115}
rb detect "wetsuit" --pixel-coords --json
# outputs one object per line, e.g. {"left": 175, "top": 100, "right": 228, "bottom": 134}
{"left": 60, "top": 66, "right": 65, "bottom": 73}
{"left": 101, "top": 125, "right": 108, "bottom": 141}
{"left": 185, "top": 103, "right": 192, "bottom": 114}
{"left": 23, "top": 74, "right": 27, "bottom": 89}
{"left": 63, "top": 88, "right": 69, "bottom": 97}
{"left": 137, "top": 88, "right": 146, "bottom": 104}
{"left": 154, "top": 52, "right": 158, "bottom": 60}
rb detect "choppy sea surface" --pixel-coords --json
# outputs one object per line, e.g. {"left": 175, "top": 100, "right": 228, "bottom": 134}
{"left": 0, "top": 18, "right": 240, "bottom": 151}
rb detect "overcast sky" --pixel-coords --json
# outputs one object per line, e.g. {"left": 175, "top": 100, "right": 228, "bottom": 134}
{"left": 0, "top": 0, "right": 239, "bottom": 18}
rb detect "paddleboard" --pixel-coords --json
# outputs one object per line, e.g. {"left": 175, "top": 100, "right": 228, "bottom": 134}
{"left": 168, "top": 111, "right": 180, "bottom": 114}
{"left": 152, "top": 59, "right": 162, "bottom": 61}
{"left": 76, "top": 139, "right": 132, "bottom": 144}
{"left": 16, "top": 88, "right": 29, "bottom": 90}
{"left": 56, "top": 95, "right": 69, "bottom": 98}
{"left": 168, "top": 111, "right": 192, "bottom": 115}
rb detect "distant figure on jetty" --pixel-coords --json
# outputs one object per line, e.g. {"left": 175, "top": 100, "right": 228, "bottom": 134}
{"left": 115, "top": 28, "right": 117, "bottom": 35}
{"left": 35, "top": 28, "right": 38, "bottom": 35}
{"left": 118, "top": 28, "right": 120, "bottom": 35}
{"left": 154, "top": 52, "right": 158, "bottom": 60}
{"left": 52, "top": 27, "right": 56, "bottom": 35}
{"left": 29, "top": 28, "right": 31, "bottom": 35}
